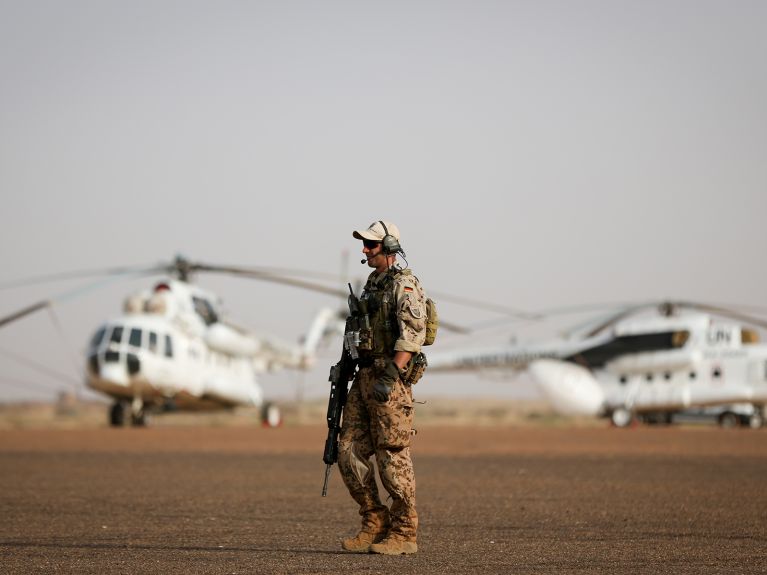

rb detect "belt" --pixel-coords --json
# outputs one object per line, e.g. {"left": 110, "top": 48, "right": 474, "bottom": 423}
{"left": 358, "top": 357, "right": 374, "bottom": 368}
{"left": 357, "top": 355, "right": 392, "bottom": 368}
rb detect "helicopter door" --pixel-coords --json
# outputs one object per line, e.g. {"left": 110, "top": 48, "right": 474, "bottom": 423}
{"left": 747, "top": 360, "right": 767, "bottom": 385}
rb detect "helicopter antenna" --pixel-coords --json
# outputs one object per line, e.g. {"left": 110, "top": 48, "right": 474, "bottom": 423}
{"left": 659, "top": 302, "right": 676, "bottom": 317}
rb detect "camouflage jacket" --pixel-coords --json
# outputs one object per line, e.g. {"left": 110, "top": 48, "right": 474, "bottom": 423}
{"left": 361, "top": 267, "right": 427, "bottom": 356}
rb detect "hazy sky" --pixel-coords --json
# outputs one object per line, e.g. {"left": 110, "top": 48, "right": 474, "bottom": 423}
{"left": 1, "top": 0, "right": 766, "bottom": 404}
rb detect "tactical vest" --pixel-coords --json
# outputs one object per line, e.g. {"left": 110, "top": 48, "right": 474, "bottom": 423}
{"left": 358, "top": 268, "right": 410, "bottom": 360}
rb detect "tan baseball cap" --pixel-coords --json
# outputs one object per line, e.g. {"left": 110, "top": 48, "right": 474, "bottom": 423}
{"left": 353, "top": 220, "right": 400, "bottom": 242}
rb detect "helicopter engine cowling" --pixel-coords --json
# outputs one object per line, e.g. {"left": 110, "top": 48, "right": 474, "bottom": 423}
{"left": 529, "top": 359, "right": 606, "bottom": 416}
{"left": 205, "top": 323, "right": 261, "bottom": 356}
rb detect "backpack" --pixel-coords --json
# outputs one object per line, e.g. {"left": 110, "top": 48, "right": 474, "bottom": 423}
{"left": 424, "top": 298, "right": 438, "bottom": 346}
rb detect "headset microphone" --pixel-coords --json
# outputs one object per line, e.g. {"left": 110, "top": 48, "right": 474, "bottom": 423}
{"left": 360, "top": 258, "right": 367, "bottom": 264}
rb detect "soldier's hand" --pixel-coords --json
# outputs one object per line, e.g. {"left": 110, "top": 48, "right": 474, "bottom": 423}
{"left": 373, "top": 360, "right": 400, "bottom": 402}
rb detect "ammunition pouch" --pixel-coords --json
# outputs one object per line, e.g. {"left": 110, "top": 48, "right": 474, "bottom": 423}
{"left": 343, "top": 331, "right": 360, "bottom": 360}
{"left": 358, "top": 327, "right": 373, "bottom": 352}
{"left": 403, "top": 352, "right": 427, "bottom": 386}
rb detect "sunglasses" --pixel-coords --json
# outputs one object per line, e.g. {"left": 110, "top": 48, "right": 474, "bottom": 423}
{"left": 362, "top": 239, "right": 382, "bottom": 249}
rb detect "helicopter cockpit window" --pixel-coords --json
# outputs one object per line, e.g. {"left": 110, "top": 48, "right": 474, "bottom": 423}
{"left": 148, "top": 331, "right": 158, "bottom": 353}
{"left": 742, "top": 329, "right": 759, "bottom": 344}
{"left": 568, "top": 331, "right": 690, "bottom": 368}
{"left": 671, "top": 331, "right": 690, "bottom": 347}
{"left": 192, "top": 297, "right": 218, "bottom": 326}
{"left": 90, "top": 327, "right": 106, "bottom": 349}
{"left": 165, "top": 334, "right": 173, "bottom": 358}
{"left": 110, "top": 326, "right": 124, "bottom": 344}
{"left": 129, "top": 328, "right": 142, "bottom": 348}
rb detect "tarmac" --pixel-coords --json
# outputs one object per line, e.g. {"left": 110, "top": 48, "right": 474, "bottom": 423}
{"left": 1, "top": 424, "right": 766, "bottom": 574}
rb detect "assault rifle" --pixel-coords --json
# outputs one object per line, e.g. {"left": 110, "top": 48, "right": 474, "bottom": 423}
{"left": 321, "top": 284, "right": 363, "bottom": 496}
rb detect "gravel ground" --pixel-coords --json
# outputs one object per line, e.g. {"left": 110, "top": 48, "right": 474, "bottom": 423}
{"left": 1, "top": 425, "right": 766, "bottom": 574}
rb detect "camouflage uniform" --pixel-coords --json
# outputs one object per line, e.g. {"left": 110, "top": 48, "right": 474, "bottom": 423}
{"left": 338, "top": 267, "right": 427, "bottom": 547}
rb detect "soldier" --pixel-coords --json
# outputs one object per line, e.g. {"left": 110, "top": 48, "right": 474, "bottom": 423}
{"left": 337, "top": 220, "right": 427, "bottom": 555}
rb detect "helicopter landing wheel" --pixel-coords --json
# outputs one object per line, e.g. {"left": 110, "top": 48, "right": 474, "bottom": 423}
{"left": 718, "top": 411, "right": 740, "bottom": 429}
{"left": 109, "top": 401, "right": 126, "bottom": 427}
{"left": 261, "top": 402, "right": 282, "bottom": 428}
{"left": 747, "top": 413, "right": 763, "bottom": 429}
{"left": 129, "top": 396, "right": 148, "bottom": 427}
{"left": 131, "top": 410, "right": 147, "bottom": 427}
{"left": 611, "top": 407, "right": 635, "bottom": 428}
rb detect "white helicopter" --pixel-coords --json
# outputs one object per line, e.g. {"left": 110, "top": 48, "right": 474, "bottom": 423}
{"left": 429, "top": 301, "right": 767, "bottom": 428}
{"left": 0, "top": 257, "right": 343, "bottom": 427}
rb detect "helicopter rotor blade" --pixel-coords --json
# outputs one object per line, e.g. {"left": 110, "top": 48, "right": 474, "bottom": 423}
{"left": 438, "top": 319, "right": 470, "bottom": 334}
{"left": 425, "top": 289, "right": 539, "bottom": 321}
{"left": 665, "top": 300, "right": 767, "bottom": 331}
{"left": 189, "top": 262, "right": 472, "bottom": 333}
{"left": 464, "top": 298, "right": 767, "bottom": 338}
{"left": 2, "top": 257, "right": 475, "bottom": 334}
{"left": 581, "top": 302, "right": 658, "bottom": 337}
{"left": 0, "top": 272, "right": 160, "bottom": 331}
{"left": 0, "top": 301, "right": 51, "bottom": 329}
{"left": 571, "top": 299, "right": 767, "bottom": 338}
{"left": 463, "top": 300, "right": 651, "bottom": 334}
{"left": 188, "top": 260, "right": 533, "bottom": 321}
{"left": 0, "top": 263, "right": 166, "bottom": 291}
{"left": 190, "top": 263, "right": 348, "bottom": 298}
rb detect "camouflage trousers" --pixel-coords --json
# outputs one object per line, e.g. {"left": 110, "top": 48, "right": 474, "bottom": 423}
{"left": 337, "top": 366, "right": 417, "bottom": 539}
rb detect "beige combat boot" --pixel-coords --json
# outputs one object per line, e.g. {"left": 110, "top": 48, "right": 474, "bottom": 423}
{"left": 369, "top": 532, "right": 417, "bottom": 555}
{"left": 341, "top": 509, "right": 391, "bottom": 553}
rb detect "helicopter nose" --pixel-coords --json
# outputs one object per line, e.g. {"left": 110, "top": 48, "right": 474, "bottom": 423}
{"left": 87, "top": 350, "right": 139, "bottom": 385}
{"left": 529, "top": 359, "right": 605, "bottom": 416}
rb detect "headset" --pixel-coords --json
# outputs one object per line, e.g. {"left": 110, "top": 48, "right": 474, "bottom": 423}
{"left": 379, "top": 220, "right": 403, "bottom": 255}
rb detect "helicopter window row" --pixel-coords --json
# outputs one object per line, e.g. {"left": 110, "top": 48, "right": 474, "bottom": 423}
{"left": 618, "top": 369, "right": 721, "bottom": 385}
{"left": 93, "top": 325, "right": 174, "bottom": 358}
